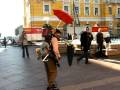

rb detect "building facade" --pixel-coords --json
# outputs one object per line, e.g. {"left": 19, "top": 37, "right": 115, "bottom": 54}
{"left": 24, "top": 0, "right": 120, "bottom": 36}
{"left": 105, "top": 0, "right": 120, "bottom": 36}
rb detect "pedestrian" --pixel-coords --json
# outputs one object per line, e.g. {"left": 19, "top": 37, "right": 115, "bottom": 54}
{"left": 104, "top": 34, "right": 111, "bottom": 55}
{"left": 68, "top": 33, "right": 72, "bottom": 40}
{"left": 12, "top": 39, "right": 16, "bottom": 45}
{"left": 77, "top": 27, "right": 93, "bottom": 64}
{"left": 96, "top": 29, "right": 106, "bottom": 58}
{"left": 3, "top": 37, "right": 7, "bottom": 48}
{"left": 43, "top": 29, "right": 61, "bottom": 90}
{"left": 66, "top": 43, "right": 74, "bottom": 66}
{"left": 20, "top": 31, "right": 29, "bottom": 58}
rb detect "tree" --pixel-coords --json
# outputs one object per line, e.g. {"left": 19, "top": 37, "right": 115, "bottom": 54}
{"left": 15, "top": 25, "right": 23, "bottom": 36}
{"left": 43, "top": 24, "right": 53, "bottom": 30}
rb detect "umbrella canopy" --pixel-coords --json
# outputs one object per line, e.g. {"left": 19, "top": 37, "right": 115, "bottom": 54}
{"left": 53, "top": 9, "right": 73, "bottom": 24}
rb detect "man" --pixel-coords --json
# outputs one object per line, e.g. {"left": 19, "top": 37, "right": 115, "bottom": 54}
{"left": 45, "top": 29, "right": 61, "bottom": 90}
{"left": 3, "top": 37, "right": 7, "bottom": 48}
{"left": 104, "top": 34, "right": 111, "bottom": 53}
{"left": 96, "top": 29, "right": 106, "bottom": 58}
{"left": 77, "top": 27, "right": 93, "bottom": 64}
{"left": 20, "top": 31, "right": 29, "bottom": 58}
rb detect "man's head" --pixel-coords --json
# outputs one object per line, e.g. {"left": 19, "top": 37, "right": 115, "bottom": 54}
{"left": 98, "top": 28, "right": 101, "bottom": 32}
{"left": 54, "top": 29, "right": 61, "bottom": 40}
{"left": 50, "top": 28, "right": 56, "bottom": 34}
{"left": 22, "top": 31, "right": 26, "bottom": 34}
{"left": 86, "top": 27, "right": 89, "bottom": 32}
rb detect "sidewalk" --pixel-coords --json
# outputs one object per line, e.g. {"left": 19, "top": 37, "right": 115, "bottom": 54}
{"left": 60, "top": 58, "right": 120, "bottom": 90}
{"left": 0, "top": 47, "right": 6, "bottom": 53}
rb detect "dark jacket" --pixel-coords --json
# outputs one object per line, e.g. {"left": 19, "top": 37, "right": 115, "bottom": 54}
{"left": 96, "top": 32, "right": 104, "bottom": 44}
{"left": 104, "top": 37, "right": 111, "bottom": 43}
{"left": 80, "top": 31, "right": 93, "bottom": 51}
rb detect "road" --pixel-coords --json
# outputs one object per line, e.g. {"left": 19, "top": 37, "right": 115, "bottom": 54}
{"left": 0, "top": 46, "right": 120, "bottom": 90}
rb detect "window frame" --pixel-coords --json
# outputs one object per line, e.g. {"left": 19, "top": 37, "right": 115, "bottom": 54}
{"left": 94, "top": 0, "right": 100, "bottom": 4}
{"left": 117, "top": 7, "right": 120, "bottom": 15}
{"left": 94, "top": 7, "right": 99, "bottom": 16}
{"left": 63, "top": 4, "right": 70, "bottom": 13}
{"left": 74, "top": 6, "right": 80, "bottom": 14}
{"left": 84, "top": 0, "right": 90, "bottom": 3}
{"left": 43, "top": 2, "right": 51, "bottom": 14}
{"left": 85, "top": 6, "right": 90, "bottom": 16}
{"left": 108, "top": 6, "right": 112, "bottom": 15}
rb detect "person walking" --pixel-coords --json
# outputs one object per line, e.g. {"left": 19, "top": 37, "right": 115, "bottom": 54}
{"left": 104, "top": 34, "right": 111, "bottom": 50}
{"left": 3, "top": 37, "right": 7, "bottom": 48}
{"left": 20, "top": 31, "right": 29, "bottom": 58}
{"left": 66, "top": 41, "right": 74, "bottom": 66}
{"left": 43, "top": 29, "right": 61, "bottom": 90}
{"left": 104, "top": 34, "right": 111, "bottom": 56}
{"left": 77, "top": 27, "right": 93, "bottom": 64}
{"left": 96, "top": 29, "right": 106, "bottom": 58}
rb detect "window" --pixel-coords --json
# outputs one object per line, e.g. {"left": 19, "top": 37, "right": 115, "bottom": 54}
{"left": 74, "top": 0, "right": 79, "bottom": 1}
{"left": 75, "top": 6, "right": 79, "bottom": 14}
{"left": 118, "top": 8, "right": 120, "bottom": 15}
{"left": 108, "top": 7, "right": 112, "bottom": 15}
{"left": 44, "top": 4, "right": 50, "bottom": 13}
{"left": 94, "top": 0, "right": 99, "bottom": 3}
{"left": 85, "top": 7, "right": 89, "bottom": 16}
{"left": 64, "top": 5, "right": 69, "bottom": 12}
{"left": 85, "top": 0, "right": 89, "bottom": 3}
{"left": 94, "top": 7, "right": 98, "bottom": 16}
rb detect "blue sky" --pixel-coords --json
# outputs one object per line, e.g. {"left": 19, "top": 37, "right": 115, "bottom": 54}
{"left": 0, "top": 0, "right": 24, "bottom": 37}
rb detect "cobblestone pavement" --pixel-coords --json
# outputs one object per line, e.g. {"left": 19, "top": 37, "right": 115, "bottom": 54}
{"left": 0, "top": 46, "right": 120, "bottom": 90}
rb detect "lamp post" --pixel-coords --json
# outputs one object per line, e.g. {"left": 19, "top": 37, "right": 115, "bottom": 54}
{"left": 72, "top": 0, "right": 76, "bottom": 36}
{"left": 72, "top": 0, "right": 80, "bottom": 38}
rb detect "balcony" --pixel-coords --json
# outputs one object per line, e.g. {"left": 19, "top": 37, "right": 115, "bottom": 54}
{"left": 105, "top": 0, "right": 120, "bottom": 4}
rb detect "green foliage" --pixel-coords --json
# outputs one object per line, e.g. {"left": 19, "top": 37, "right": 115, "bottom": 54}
{"left": 43, "top": 24, "right": 53, "bottom": 30}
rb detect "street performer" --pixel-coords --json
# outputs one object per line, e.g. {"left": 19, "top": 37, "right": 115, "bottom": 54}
{"left": 43, "top": 29, "right": 61, "bottom": 90}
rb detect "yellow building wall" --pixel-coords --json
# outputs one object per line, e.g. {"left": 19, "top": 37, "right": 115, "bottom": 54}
{"left": 30, "top": 0, "right": 63, "bottom": 16}
{"left": 27, "top": 0, "right": 119, "bottom": 20}
{"left": 24, "top": 0, "right": 120, "bottom": 35}
{"left": 31, "top": 21, "right": 64, "bottom": 28}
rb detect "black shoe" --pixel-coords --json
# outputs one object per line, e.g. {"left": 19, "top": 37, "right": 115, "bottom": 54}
{"left": 52, "top": 84, "right": 59, "bottom": 90}
{"left": 47, "top": 87, "right": 51, "bottom": 90}
{"left": 85, "top": 62, "right": 90, "bottom": 64}
{"left": 47, "top": 87, "right": 53, "bottom": 90}
{"left": 47, "top": 86, "right": 59, "bottom": 90}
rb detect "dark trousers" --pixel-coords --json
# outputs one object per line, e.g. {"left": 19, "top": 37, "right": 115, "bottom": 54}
{"left": 67, "top": 45, "right": 74, "bottom": 66}
{"left": 98, "top": 44, "right": 103, "bottom": 55}
{"left": 22, "top": 45, "right": 29, "bottom": 58}
{"left": 96, "top": 43, "right": 106, "bottom": 57}
{"left": 78, "top": 50, "right": 89, "bottom": 64}
{"left": 4, "top": 43, "right": 7, "bottom": 48}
